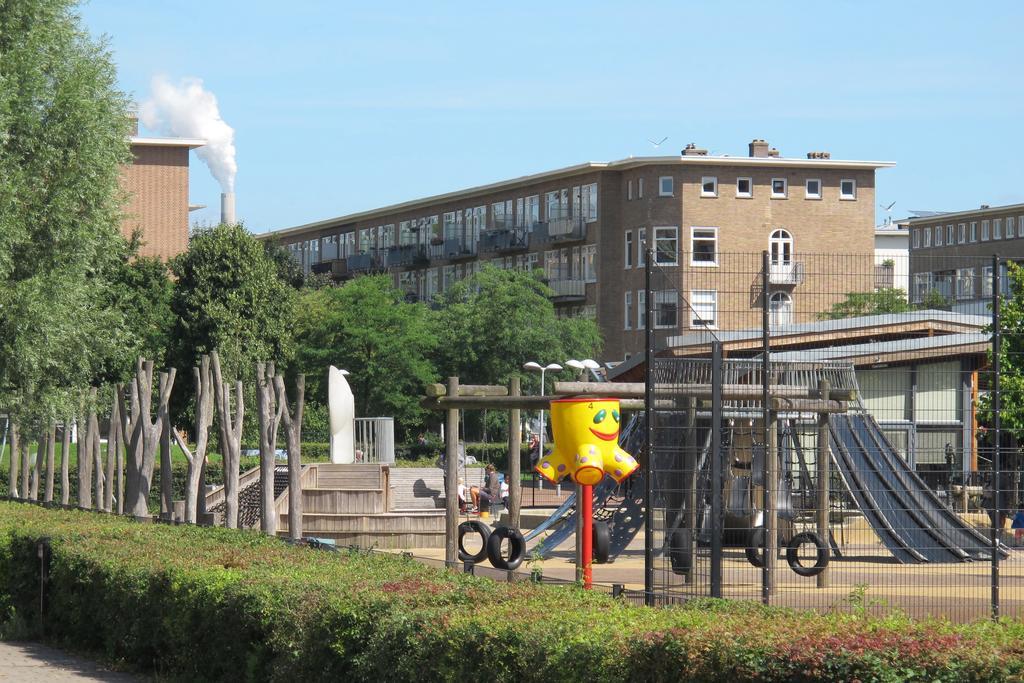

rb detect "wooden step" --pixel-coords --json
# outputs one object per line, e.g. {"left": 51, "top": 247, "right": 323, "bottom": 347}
{"left": 301, "top": 488, "right": 386, "bottom": 514}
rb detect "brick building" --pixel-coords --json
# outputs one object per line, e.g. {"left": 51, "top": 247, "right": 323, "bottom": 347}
{"left": 262, "top": 139, "right": 892, "bottom": 361}
{"left": 120, "top": 121, "right": 204, "bottom": 260}
{"left": 908, "top": 203, "right": 1024, "bottom": 314}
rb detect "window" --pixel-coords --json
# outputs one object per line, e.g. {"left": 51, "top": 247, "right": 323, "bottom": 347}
{"left": 957, "top": 268, "right": 975, "bottom": 300}
{"left": 653, "top": 290, "right": 678, "bottom": 329}
{"left": 1008, "top": 216, "right": 1016, "bottom": 239}
{"left": 624, "top": 230, "right": 634, "bottom": 269}
{"left": 573, "top": 183, "right": 598, "bottom": 222}
{"left": 637, "top": 227, "right": 646, "bottom": 267}
{"left": 958, "top": 223, "right": 966, "bottom": 244}
{"left": 840, "top": 179, "right": 856, "bottom": 199}
{"left": 912, "top": 273, "right": 932, "bottom": 303}
{"left": 638, "top": 178, "right": 644, "bottom": 199}
{"left": 934, "top": 226, "right": 942, "bottom": 247}
{"left": 923, "top": 228, "right": 931, "bottom": 248}
{"left": 624, "top": 291, "right": 633, "bottom": 330}
{"left": 736, "top": 177, "right": 752, "bottom": 198}
{"left": 637, "top": 290, "right": 646, "bottom": 330}
{"left": 691, "top": 227, "right": 718, "bottom": 266}
{"left": 912, "top": 229, "right": 920, "bottom": 249}
{"left": 690, "top": 290, "right": 717, "bottom": 328}
{"left": 769, "top": 229, "right": 793, "bottom": 266}
{"left": 627, "top": 180, "right": 633, "bottom": 201}
{"left": 546, "top": 190, "right": 568, "bottom": 221}
{"left": 982, "top": 266, "right": 993, "bottom": 298}
{"left": 581, "top": 244, "right": 597, "bottom": 282}
{"left": 994, "top": 218, "right": 1002, "bottom": 240}
{"left": 659, "top": 176, "right": 674, "bottom": 197}
{"left": 805, "top": 179, "right": 821, "bottom": 199}
{"left": 653, "top": 226, "right": 678, "bottom": 266}
{"left": 700, "top": 176, "right": 717, "bottom": 197}
{"left": 982, "top": 220, "right": 990, "bottom": 241}
{"left": 769, "top": 292, "right": 793, "bottom": 327}
{"left": 970, "top": 222, "right": 977, "bottom": 242}
{"left": 771, "top": 178, "right": 787, "bottom": 198}
{"left": 525, "top": 195, "right": 540, "bottom": 229}
{"left": 946, "top": 224, "right": 954, "bottom": 245}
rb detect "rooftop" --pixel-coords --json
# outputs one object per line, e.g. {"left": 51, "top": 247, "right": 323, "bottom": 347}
{"left": 260, "top": 153, "right": 896, "bottom": 240}
{"left": 907, "top": 202, "right": 1024, "bottom": 224}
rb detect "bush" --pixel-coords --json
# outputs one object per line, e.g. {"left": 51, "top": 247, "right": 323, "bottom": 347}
{"left": 0, "top": 503, "right": 1022, "bottom": 681}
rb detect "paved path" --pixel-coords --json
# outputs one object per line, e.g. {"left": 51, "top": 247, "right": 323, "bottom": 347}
{"left": 0, "top": 641, "right": 141, "bottom": 682}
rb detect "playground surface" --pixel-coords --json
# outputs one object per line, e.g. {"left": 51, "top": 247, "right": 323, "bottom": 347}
{"left": 394, "top": 510, "right": 1024, "bottom": 622}
{"left": 0, "top": 641, "right": 140, "bottom": 682}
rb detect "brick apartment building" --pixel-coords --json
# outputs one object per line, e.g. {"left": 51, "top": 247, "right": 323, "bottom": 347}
{"left": 263, "top": 139, "right": 892, "bottom": 361}
{"left": 908, "top": 202, "right": 1024, "bottom": 314}
{"left": 120, "top": 117, "right": 204, "bottom": 260}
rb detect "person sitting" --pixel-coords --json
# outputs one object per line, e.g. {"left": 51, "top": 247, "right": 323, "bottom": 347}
{"left": 457, "top": 478, "right": 471, "bottom": 513}
{"left": 500, "top": 474, "right": 509, "bottom": 509}
{"left": 476, "top": 464, "right": 500, "bottom": 514}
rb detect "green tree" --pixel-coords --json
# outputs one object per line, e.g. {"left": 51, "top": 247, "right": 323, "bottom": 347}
{"left": 918, "top": 288, "right": 951, "bottom": 311}
{"left": 818, "top": 288, "right": 911, "bottom": 320}
{"left": 435, "top": 266, "right": 602, "bottom": 390}
{"left": 168, "top": 223, "right": 297, "bottom": 393}
{"left": 293, "top": 276, "right": 437, "bottom": 434}
{"left": 980, "top": 262, "right": 1024, "bottom": 443}
{"left": 0, "top": 0, "right": 132, "bottom": 422}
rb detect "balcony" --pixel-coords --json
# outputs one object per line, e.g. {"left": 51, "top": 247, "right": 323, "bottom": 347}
{"left": 479, "top": 226, "right": 529, "bottom": 254}
{"left": 539, "top": 215, "right": 587, "bottom": 244}
{"left": 442, "top": 237, "right": 477, "bottom": 261}
{"left": 767, "top": 261, "right": 805, "bottom": 285}
{"left": 874, "top": 263, "right": 895, "bottom": 290}
{"left": 310, "top": 261, "right": 333, "bottom": 276}
{"left": 385, "top": 244, "right": 430, "bottom": 269}
{"left": 346, "top": 252, "right": 385, "bottom": 274}
{"left": 548, "top": 278, "right": 586, "bottom": 302}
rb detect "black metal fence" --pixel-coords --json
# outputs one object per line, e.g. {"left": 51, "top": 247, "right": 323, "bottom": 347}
{"left": 643, "top": 250, "right": 1020, "bottom": 621}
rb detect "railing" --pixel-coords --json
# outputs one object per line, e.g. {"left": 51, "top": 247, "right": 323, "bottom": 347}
{"left": 354, "top": 417, "right": 395, "bottom": 464}
{"left": 346, "top": 252, "right": 385, "bottom": 273}
{"left": 874, "top": 263, "right": 895, "bottom": 289}
{"left": 385, "top": 244, "right": 430, "bottom": 268}
{"left": 442, "top": 237, "right": 477, "bottom": 260}
{"left": 479, "top": 226, "right": 529, "bottom": 254}
{"left": 768, "top": 261, "right": 805, "bottom": 285}
{"left": 548, "top": 278, "right": 586, "bottom": 301}
{"left": 541, "top": 215, "right": 587, "bottom": 242}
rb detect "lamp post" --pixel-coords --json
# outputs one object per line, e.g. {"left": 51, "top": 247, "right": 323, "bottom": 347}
{"left": 565, "top": 358, "right": 601, "bottom": 381}
{"left": 523, "top": 361, "right": 562, "bottom": 488}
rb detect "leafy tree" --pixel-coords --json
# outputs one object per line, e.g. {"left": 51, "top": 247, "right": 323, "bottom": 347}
{"left": 917, "top": 288, "right": 951, "bottom": 311}
{"left": 293, "top": 276, "right": 437, "bottom": 434}
{"left": 168, "top": 223, "right": 297, "bottom": 406}
{"left": 434, "top": 266, "right": 602, "bottom": 391}
{"left": 980, "top": 262, "right": 1024, "bottom": 444}
{"left": 818, "top": 288, "right": 911, "bottom": 320}
{"left": 0, "top": 0, "right": 132, "bottom": 423}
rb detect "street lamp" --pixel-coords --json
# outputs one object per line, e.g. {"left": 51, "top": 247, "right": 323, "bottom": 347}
{"left": 523, "top": 362, "right": 562, "bottom": 485}
{"left": 565, "top": 358, "right": 601, "bottom": 380}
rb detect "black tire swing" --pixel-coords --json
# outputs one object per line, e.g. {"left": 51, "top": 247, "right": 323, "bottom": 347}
{"left": 458, "top": 520, "right": 491, "bottom": 563}
{"left": 785, "top": 531, "right": 829, "bottom": 577}
{"left": 592, "top": 520, "right": 611, "bottom": 564}
{"left": 668, "top": 528, "right": 692, "bottom": 575}
{"left": 486, "top": 525, "right": 526, "bottom": 570}
{"left": 745, "top": 527, "right": 766, "bottom": 568}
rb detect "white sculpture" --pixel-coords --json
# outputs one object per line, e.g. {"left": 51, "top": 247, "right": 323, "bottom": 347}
{"left": 328, "top": 366, "right": 355, "bottom": 464}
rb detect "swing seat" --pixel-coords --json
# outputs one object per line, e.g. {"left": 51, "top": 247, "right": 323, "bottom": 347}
{"left": 725, "top": 475, "right": 753, "bottom": 517}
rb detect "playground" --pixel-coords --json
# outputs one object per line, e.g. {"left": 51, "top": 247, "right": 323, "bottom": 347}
{"left": 408, "top": 354, "right": 1021, "bottom": 622}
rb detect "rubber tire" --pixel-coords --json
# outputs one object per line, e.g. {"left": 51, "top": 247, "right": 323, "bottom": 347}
{"left": 668, "top": 528, "right": 692, "bottom": 575}
{"left": 486, "top": 525, "right": 526, "bottom": 570}
{"left": 745, "top": 527, "right": 766, "bottom": 568}
{"left": 786, "top": 531, "right": 830, "bottom": 577}
{"left": 592, "top": 520, "right": 611, "bottom": 564}
{"left": 458, "top": 520, "right": 491, "bottom": 564}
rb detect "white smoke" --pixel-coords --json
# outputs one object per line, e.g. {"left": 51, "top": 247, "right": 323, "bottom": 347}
{"left": 140, "top": 75, "right": 237, "bottom": 192}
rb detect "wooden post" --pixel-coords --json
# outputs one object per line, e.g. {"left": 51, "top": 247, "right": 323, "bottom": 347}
{"left": 508, "top": 376, "right": 521, "bottom": 529}
{"left": 256, "top": 362, "right": 284, "bottom": 535}
{"left": 30, "top": 429, "right": 42, "bottom": 501}
{"left": 765, "top": 415, "right": 778, "bottom": 597}
{"left": 816, "top": 379, "right": 831, "bottom": 588}
{"left": 44, "top": 422, "right": 55, "bottom": 504}
{"left": 275, "top": 374, "right": 305, "bottom": 541}
{"left": 159, "top": 408, "right": 172, "bottom": 519}
{"left": 104, "top": 400, "right": 117, "bottom": 513}
{"left": 8, "top": 422, "right": 19, "bottom": 498}
{"left": 60, "top": 421, "right": 70, "bottom": 506}
{"left": 444, "top": 377, "right": 460, "bottom": 568}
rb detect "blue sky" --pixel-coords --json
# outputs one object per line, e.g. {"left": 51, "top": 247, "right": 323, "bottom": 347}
{"left": 80, "top": 1, "right": 1024, "bottom": 234}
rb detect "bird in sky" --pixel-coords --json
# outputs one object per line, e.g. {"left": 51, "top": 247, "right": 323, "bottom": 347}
{"left": 647, "top": 136, "right": 668, "bottom": 148}
{"left": 880, "top": 201, "right": 896, "bottom": 211}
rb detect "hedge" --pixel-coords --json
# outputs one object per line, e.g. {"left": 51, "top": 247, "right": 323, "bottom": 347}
{"left": 0, "top": 502, "right": 1022, "bottom": 681}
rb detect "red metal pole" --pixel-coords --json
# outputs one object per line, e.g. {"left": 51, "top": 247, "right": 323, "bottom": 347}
{"left": 581, "top": 483, "right": 593, "bottom": 589}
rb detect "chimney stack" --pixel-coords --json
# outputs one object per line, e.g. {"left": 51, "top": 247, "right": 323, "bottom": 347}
{"left": 806, "top": 151, "right": 831, "bottom": 159}
{"left": 682, "top": 142, "right": 708, "bottom": 156}
{"left": 749, "top": 139, "right": 770, "bottom": 157}
{"left": 220, "top": 192, "right": 236, "bottom": 225}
